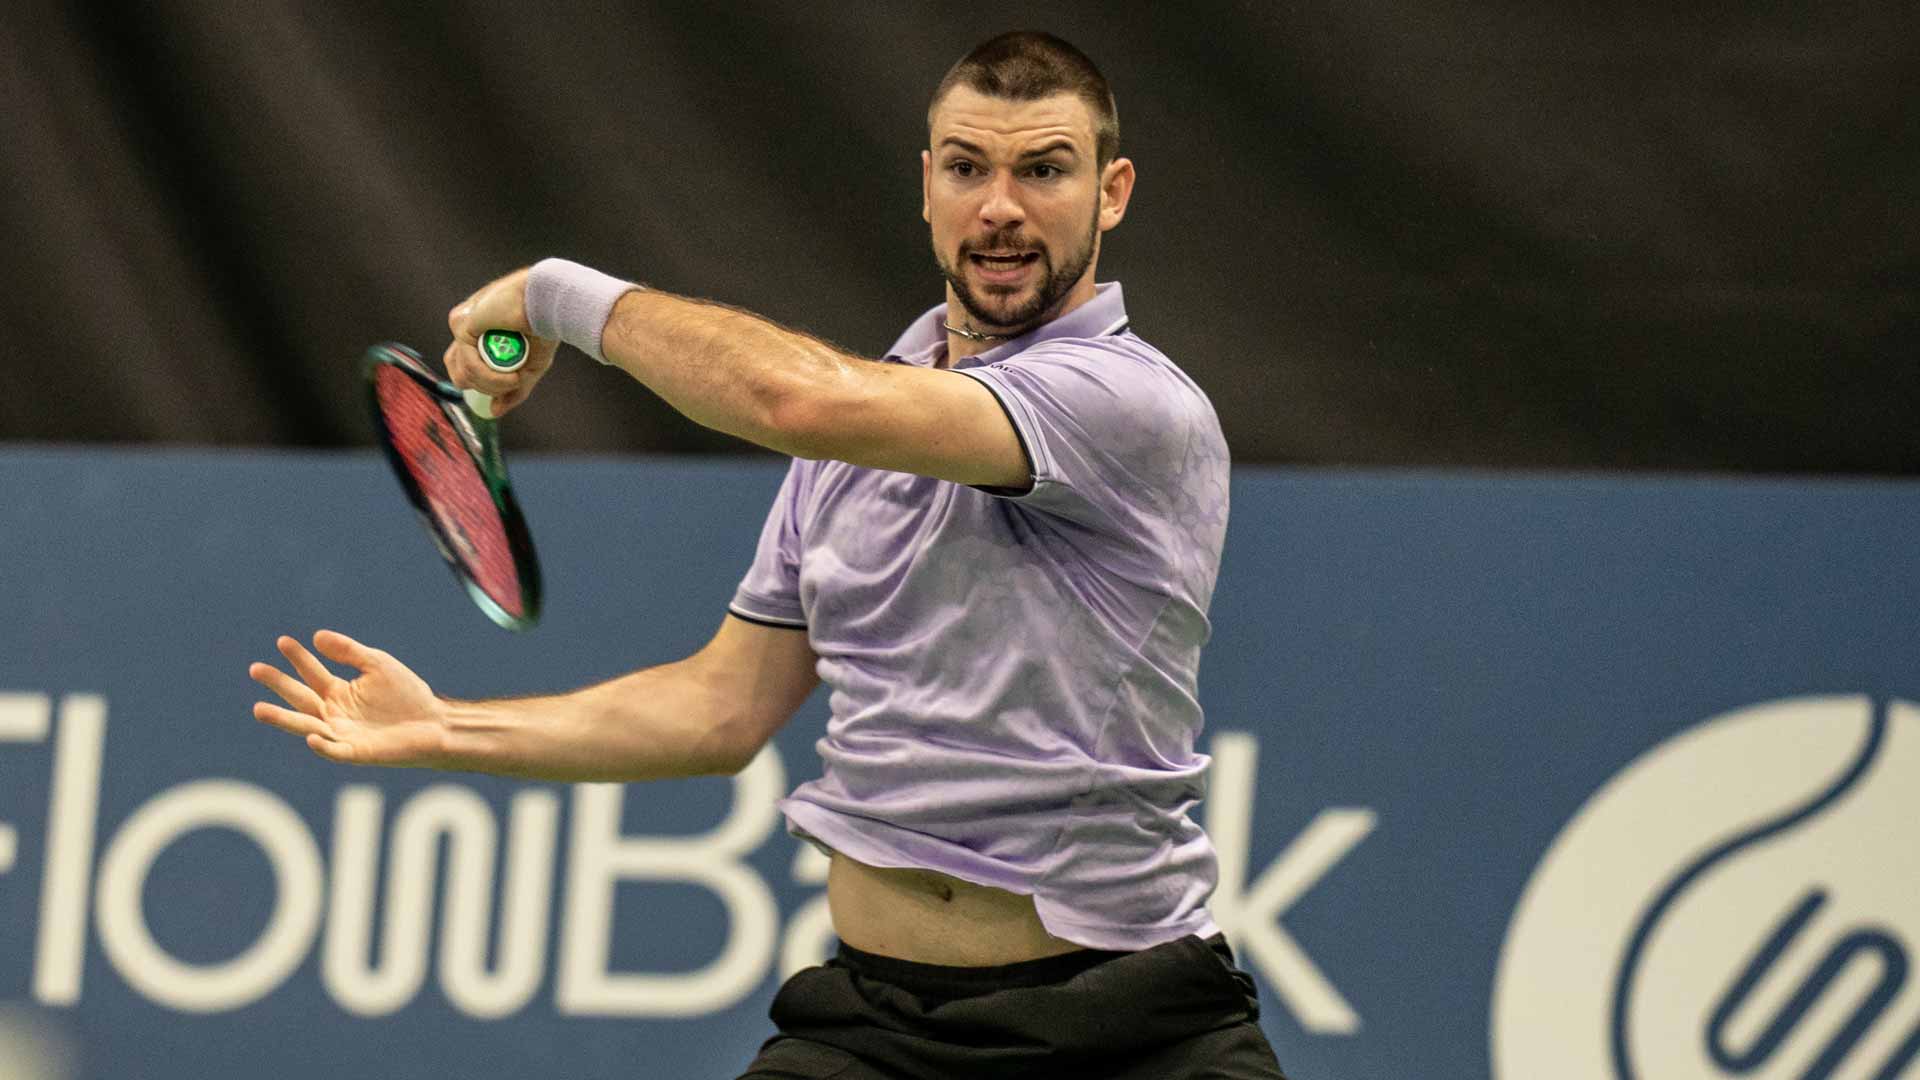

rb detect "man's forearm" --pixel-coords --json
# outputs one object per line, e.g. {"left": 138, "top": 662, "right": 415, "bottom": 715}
{"left": 434, "top": 659, "right": 746, "bottom": 783}
{"left": 598, "top": 288, "right": 867, "bottom": 458}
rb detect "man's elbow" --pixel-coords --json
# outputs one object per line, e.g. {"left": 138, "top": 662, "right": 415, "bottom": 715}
{"left": 698, "top": 691, "right": 793, "bottom": 776}
{"left": 706, "top": 717, "right": 779, "bottom": 776}
{"left": 762, "top": 385, "right": 850, "bottom": 462}
{"left": 757, "top": 354, "right": 893, "bottom": 461}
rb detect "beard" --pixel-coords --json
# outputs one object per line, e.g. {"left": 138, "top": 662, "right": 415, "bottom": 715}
{"left": 934, "top": 205, "right": 1100, "bottom": 334}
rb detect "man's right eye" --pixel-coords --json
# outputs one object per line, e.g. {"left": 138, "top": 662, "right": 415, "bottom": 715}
{"left": 949, "top": 160, "right": 979, "bottom": 177}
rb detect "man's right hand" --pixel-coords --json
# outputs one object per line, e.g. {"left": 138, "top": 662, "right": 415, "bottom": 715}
{"left": 248, "top": 630, "right": 448, "bottom": 767}
{"left": 444, "top": 267, "right": 558, "bottom": 418}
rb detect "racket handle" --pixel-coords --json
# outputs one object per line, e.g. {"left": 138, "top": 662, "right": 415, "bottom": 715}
{"left": 467, "top": 329, "right": 529, "bottom": 419}
{"left": 463, "top": 387, "right": 498, "bottom": 419}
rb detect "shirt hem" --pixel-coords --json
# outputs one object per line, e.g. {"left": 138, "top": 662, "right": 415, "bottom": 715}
{"left": 726, "top": 596, "right": 806, "bottom": 627}
{"left": 782, "top": 800, "right": 1033, "bottom": 895}
{"left": 952, "top": 366, "right": 1058, "bottom": 497}
{"left": 1031, "top": 897, "right": 1221, "bottom": 952}
{"left": 782, "top": 799, "right": 1219, "bottom": 952}
{"left": 726, "top": 605, "right": 806, "bottom": 629}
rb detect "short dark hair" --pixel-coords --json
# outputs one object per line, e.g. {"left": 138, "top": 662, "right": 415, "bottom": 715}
{"left": 928, "top": 31, "right": 1119, "bottom": 166}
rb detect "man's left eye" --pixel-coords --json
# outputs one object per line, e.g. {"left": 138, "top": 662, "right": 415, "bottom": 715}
{"left": 1030, "top": 164, "right": 1061, "bottom": 179}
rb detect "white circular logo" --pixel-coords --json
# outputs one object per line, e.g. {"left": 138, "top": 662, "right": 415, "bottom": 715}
{"left": 1492, "top": 695, "right": 1920, "bottom": 1080}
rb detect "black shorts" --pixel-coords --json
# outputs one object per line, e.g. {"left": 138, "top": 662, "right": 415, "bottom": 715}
{"left": 735, "top": 933, "right": 1289, "bottom": 1079}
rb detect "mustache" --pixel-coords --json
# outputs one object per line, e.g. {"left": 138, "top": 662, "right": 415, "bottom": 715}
{"left": 959, "top": 234, "right": 1048, "bottom": 257}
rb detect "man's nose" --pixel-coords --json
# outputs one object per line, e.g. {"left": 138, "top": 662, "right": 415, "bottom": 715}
{"left": 978, "top": 172, "right": 1024, "bottom": 229}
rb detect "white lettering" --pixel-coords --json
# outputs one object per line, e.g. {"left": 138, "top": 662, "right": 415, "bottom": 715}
{"left": 93, "top": 780, "right": 323, "bottom": 1012}
{"left": 12, "top": 709, "right": 1371, "bottom": 1032}
{"left": 323, "top": 785, "right": 560, "bottom": 1018}
{"left": 33, "top": 695, "right": 105, "bottom": 1006}
{"left": 556, "top": 747, "right": 784, "bottom": 1017}
{"left": 1207, "top": 731, "right": 1374, "bottom": 1035}
{"left": 320, "top": 786, "right": 400, "bottom": 1013}
{"left": 445, "top": 789, "right": 559, "bottom": 1019}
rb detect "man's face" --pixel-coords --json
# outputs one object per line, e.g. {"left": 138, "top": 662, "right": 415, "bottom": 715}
{"left": 923, "top": 88, "right": 1131, "bottom": 333}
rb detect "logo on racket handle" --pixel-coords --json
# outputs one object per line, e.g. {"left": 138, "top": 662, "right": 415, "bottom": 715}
{"left": 467, "top": 329, "right": 528, "bottom": 419}
{"left": 479, "top": 329, "right": 528, "bottom": 372}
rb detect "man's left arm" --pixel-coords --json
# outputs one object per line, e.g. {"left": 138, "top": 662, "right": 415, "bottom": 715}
{"left": 447, "top": 267, "right": 1030, "bottom": 490}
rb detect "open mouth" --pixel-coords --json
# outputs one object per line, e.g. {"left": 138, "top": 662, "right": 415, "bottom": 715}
{"left": 969, "top": 251, "right": 1040, "bottom": 270}
{"left": 968, "top": 250, "right": 1041, "bottom": 284}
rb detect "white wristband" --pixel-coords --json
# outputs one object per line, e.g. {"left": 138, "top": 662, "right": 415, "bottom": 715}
{"left": 524, "top": 258, "right": 640, "bottom": 365}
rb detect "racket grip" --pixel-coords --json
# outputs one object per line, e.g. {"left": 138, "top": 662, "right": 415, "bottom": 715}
{"left": 463, "top": 387, "right": 498, "bottom": 419}
{"left": 468, "top": 329, "right": 528, "bottom": 419}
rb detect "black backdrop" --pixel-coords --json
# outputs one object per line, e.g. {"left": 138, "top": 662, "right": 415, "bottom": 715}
{"left": 4, "top": 2, "right": 1915, "bottom": 470}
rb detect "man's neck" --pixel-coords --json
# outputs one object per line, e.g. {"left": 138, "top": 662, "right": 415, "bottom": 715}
{"left": 943, "top": 277, "right": 1098, "bottom": 362}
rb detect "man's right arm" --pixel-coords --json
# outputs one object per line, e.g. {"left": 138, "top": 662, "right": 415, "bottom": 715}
{"left": 249, "top": 615, "right": 819, "bottom": 782}
{"left": 444, "top": 269, "right": 1032, "bottom": 490}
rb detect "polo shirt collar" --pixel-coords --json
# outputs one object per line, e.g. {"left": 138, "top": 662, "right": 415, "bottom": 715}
{"left": 885, "top": 282, "right": 1129, "bottom": 368}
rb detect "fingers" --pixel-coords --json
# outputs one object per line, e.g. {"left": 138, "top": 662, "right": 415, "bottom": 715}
{"left": 485, "top": 370, "right": 548, "bottom": 417}
{"left": 449, "top": 294, "right": 482, "bottom": 347}
{"left": 249, "top": 661, "right": 323, "bottom": 715}
{"left": 448, "top": 298, "right": 474, "bottom": 337}
{"left": 307, "top": 733, "right": 359, "bottom": 764}
{"left": 489, "top": 387, "right": 526, "bottom": 417}
{"left": 253, "top": 700, "right": 327, "bottom": 739}
{"left": 444, "top": 348, "right": 553, "bottom": 414}
{"left": 450, "top": 270, "right": 525, "bottom": 347}
{"left": 312, "top": 629, "right": 378, "bottom": 670}
{"left": 444, "top": 339, "right": 524, "bottom": 398}
{"left": 444, "top": 268, "right": 555, "bottom": 401}
{"left": 445, "top": 339, "right": 500, "bottom": 392}
{"left": 276, "top": 634, "right": 341, "bottom": 693}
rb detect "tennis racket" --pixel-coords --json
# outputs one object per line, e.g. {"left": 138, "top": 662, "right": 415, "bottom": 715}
{"left": 363, "top": 330, "right": 541, "bottom": 631}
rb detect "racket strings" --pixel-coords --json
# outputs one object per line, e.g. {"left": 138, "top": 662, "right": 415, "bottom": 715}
{"left": 373, "top": 367, "right": 526, "bottom": 617}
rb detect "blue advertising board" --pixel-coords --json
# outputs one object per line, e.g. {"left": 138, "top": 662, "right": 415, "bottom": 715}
{"left": 2, "top": 448, "right": 1917, "bottom": 1079}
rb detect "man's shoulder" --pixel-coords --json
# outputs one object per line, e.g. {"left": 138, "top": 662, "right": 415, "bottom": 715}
{"left": 1006, "top": 332, "right": 1218, "bottom": 423}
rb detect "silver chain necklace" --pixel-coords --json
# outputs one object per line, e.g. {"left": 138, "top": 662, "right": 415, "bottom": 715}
{"left": 942, "top": 321, "right": 1019, "bottom": 342}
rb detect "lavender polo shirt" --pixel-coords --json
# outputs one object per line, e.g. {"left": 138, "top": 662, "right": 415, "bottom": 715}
{"left": 728, "top": 282, "right": 1231, "bottom": 950}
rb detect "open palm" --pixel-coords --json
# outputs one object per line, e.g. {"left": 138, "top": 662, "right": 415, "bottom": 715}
{"left": 249, "top": 630, "right": 446, "bottom": 767}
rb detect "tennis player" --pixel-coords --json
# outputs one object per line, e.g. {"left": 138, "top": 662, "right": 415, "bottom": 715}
{"left": 251, "top": 31, "right": 1286, "bottom": 1079}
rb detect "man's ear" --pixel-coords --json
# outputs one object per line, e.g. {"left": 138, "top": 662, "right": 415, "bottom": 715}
{"left": 1099, "top": 156, "right": 1135, "bottom": 232}
{"left": 921, "top": 150, "right": 932, "bottom": 223}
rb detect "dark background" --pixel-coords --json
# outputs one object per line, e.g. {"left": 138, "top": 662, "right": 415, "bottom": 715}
{"left": 4, "top": 1, "right": 1915, "bottom": 471}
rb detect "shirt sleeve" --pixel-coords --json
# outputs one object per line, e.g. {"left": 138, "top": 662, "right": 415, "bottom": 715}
{"left": 955, "top": 339, "right": 1206, "bottom": 533}
{"left": 728, "top": 458, "right": 808, "bottom": 627}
